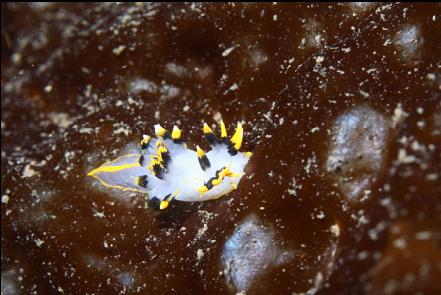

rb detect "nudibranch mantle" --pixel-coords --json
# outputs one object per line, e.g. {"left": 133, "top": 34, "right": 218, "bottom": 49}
{"left": 88, "top": 121, "right": 252, "bottom": 209}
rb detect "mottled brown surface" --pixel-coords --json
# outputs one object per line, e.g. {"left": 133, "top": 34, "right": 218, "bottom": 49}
{"left": 1, "top": 3, "right": 440, "bottom": 295}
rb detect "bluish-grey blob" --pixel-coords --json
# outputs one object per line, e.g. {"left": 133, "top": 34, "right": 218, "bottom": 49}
{"left": 326, "top": 105, "right": 389, "bottom": 201}
{"left": 220, "top": 214, "right": 293, "bottom": 292}
{"left": 395, "top": 25, "right": 423, "bottom": 63}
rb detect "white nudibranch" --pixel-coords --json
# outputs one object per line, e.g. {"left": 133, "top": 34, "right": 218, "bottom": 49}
{"left": 87, "top": 121, "right": 252, "bottom": 210}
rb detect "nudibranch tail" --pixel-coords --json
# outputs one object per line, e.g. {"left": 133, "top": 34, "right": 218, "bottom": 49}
{"left": 88, "top": 120, "right": 252, "bottom": 209}
{"left": 87, "top": 154, "right": 150, "bottom": 193}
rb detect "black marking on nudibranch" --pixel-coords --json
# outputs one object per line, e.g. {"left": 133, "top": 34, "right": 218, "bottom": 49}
{"left": 152, "top": 163, "right": 165, "bottom": 179}
{"left": 226, "top": 142, "right": 238, "bottom": 156}
{"left": 136, "top": 175, "right": 148, "bottom": 188}
{"left": 196, "top": 146, "right": 211, "bottom": 171}
{"left": 148, "top": 197, "right": 161, "bottom": 209}
{"left": 204, "top": 166, "right": 226, "bottom": 190}
{"left": 198, "top": 155, "right": 211, "bottom": 171}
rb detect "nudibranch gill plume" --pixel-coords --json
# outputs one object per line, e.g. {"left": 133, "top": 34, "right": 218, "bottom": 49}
{"left": 87, "top": 121, "right": 252, "bottom": 209}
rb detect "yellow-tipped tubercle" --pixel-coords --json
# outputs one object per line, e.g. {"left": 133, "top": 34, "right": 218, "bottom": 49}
{"left": 159, "top": 201, "right": 169, "bottom": 210}
{"left": 140, "top": 135, "right": 151, "bottom": 145}
{"left": 196, "top": 145, "right": 206, "bottom": 158}
{"left": 171, "top": 125, "right": 181, "bottom": 140}
{"left": 220, "top": 120, "right": 227, "bottom": 138}
{"left": 203, "top": 123, "right": 213, "bottom": 134}
{"left": 230, "top": 122, "right": 243, "bottom": 150}
{"left": 154, "top": 124, "right": 167, "bottom": 137}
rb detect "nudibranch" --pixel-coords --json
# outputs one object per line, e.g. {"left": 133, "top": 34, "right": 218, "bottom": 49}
{"left": 87, "top": 121, "right": 252, "bottom": 209}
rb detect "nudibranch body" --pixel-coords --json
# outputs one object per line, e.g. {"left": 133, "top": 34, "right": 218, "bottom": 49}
{"left": 88, "top": 121, "right": 251, "bottom": 209}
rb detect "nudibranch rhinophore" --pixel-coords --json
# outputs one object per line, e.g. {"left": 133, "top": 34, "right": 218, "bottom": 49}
{"left": 87, "top": 121, "right": 252, "bottom": 209}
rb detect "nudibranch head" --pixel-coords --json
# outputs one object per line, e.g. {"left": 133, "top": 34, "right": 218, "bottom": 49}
{"left": 87, "top": 121, "right": 252, "bottom": 209}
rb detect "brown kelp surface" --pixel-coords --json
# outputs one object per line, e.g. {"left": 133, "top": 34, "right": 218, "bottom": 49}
{"left": 1, "top": 3, "right": 440, "bottom": 294}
